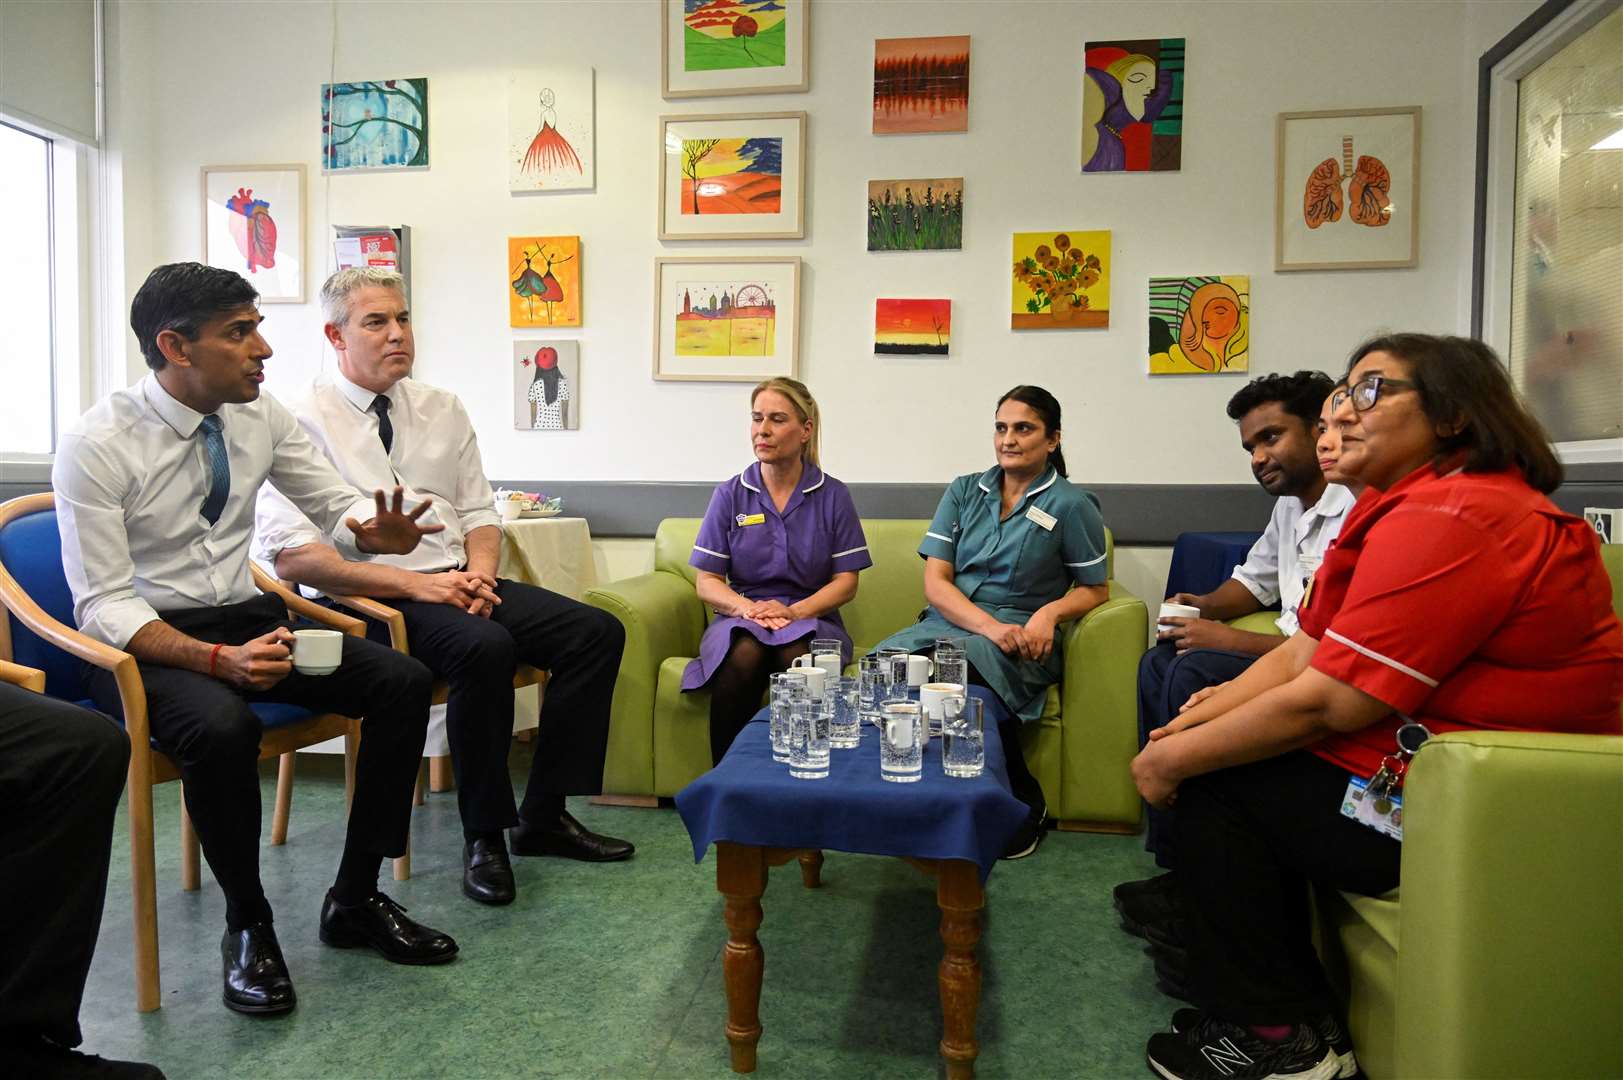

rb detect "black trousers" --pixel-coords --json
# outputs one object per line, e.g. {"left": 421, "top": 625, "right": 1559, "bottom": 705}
{"left": 1137, "top": 642, "right": 1259, "bottom": 865}
{"left": 372, "top": 578, "right": 623, "bottom": 832}
{"left": 87, "top": 592, "right": 432, "bottom": 929}
{"left": 707, "top": 630, "right": 811, "bottom": 765}
{"left": 1174, "top": 750, "right": 1401, "bottom": 1024}
{"left": 964, "top": 661, "right": 1047, "bottom": 821}
{"left": 0, "top": 683, "right": 128, "bottom": 1048}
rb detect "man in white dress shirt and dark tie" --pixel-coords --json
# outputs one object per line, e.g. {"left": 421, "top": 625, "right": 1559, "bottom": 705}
{"left": 52, "top": 263, "right": 460, "bottom": 1018}
{"left": 254, "top": 268, "right": 631, "bottom": 911}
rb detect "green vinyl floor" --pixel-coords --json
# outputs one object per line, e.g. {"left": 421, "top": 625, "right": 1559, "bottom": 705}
{"left": 76, "top": 746, "right": 1174, "bottom": 1079}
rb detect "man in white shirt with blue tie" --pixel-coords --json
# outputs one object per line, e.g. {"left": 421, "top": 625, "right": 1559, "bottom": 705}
{"left": 53, "top": 263, "right": 460, "bottom": 1018}
{"left": 255, "top": 268, "right": 631, "bottom": 912}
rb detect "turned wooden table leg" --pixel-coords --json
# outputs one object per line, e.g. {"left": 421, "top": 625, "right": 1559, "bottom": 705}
{"left": 717, "top": 842, "right": 769, "bottom": 1073}
{"left": 936, "top": 860, "right": 985, "bottom": 1080}
{"left": 797, "top": 849, "right": 824, "bottom": 888}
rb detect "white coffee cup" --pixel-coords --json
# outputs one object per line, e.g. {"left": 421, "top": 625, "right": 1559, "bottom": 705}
{"left": 812, "top": 651, "right": 842, "bottom": 676}
{"left": 496, "top": 498, "right": 523, "bottom": 523}
{"left": 1157, "top": 602, "right": 1201, "bottom": 636}
{"left": 787, "top": 661, "right": 827, "bottom": 698}
{"left": 919, "top": 681, "right": 966, "bottom": 721}
{"left": 904, "top": 654, "right": 933, "bottom": 687}
{"left": 292, "top": 628, "right": 344, "bottom": 676}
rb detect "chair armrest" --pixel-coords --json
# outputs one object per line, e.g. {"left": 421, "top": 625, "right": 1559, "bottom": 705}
{"left": 250, "top": 564, "right": 364, "bottom": 637}
{"left": 1056, "top": 581, "right": 1150, "bottom": 824}
{"left": 1396, "top": 731, "right": 1623, "bottom": 1079}
{"left": 0, "top": 659, "right": 45, "bottom": 693}
{"left": 323, "top": 592, "right": 408, "bottom": 651}
{"left": 1226, "top": 610, "right": 1284, "bottom": 636}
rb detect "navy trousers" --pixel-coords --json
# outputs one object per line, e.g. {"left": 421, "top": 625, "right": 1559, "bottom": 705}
{"left": 1136, "top": 642, "right": 1257, "bottom": 866}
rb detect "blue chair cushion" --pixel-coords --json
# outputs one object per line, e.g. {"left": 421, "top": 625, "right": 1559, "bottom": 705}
{"left": 0, "top": 508, "right": 90, "bottom": 700}
{"left": 72, "top": 697, "right": 317, "bottom": 748}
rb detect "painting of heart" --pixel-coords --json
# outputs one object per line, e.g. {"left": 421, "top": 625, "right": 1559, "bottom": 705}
{"left": 1275, "top": 106, "right": 1421, "bottom": 271}
{"left": 202, "top": 164, "right": 306, "bottom": 303}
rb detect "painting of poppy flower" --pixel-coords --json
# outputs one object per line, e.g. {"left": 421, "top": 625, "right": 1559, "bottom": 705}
{"left": 508, "top": 236, "right": 581, "bottom": 328}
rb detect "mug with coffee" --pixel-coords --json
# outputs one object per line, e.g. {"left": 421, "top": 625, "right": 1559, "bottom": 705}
{"left": 918, "top": 682, "right": 966, "bottom": 738}
{"left": 1157, "top": 602, "right": 1201, "bottom": 637}
{"left": 292, "top": 628, "right": 344, "bottom": 676}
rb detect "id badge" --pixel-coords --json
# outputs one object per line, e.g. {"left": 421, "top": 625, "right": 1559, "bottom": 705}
{"left": 1339, "top": 777, "right": 1404, "bottom": 841}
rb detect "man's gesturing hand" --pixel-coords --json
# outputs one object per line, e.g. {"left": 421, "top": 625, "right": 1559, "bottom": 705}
{"left": 347, "top": 486, "right": 446, "bottom": 555}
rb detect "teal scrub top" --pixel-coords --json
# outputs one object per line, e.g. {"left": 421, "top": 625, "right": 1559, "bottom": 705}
{"left": 872, "top": 464, "right": 1108, "bottom": 722}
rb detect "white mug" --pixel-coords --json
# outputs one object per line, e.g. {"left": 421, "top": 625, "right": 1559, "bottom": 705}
{"left": 904, "top": 654, "right": 933, "bottom": 687}
{"left": 292, "top": 628, "right": 344, "bottom": 676}
{"left": 919, "top": 682, "right": 966, "bottom": 721}
{"left": 1157, "top": 602, "right": 1201, "bottom": 636}
{"left": 496, "top": 498, "right": 523, "bottom": 523}
{"left": 787, "top": 661, "right": 827, "bottom": 699}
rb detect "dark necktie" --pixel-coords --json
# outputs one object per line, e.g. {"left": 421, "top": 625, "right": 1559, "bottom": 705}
{"left": 373, "top": 395, "right": 394, "bottom": 455}
{"left": 198, "top": 414, "right": 230, "bottom": 526}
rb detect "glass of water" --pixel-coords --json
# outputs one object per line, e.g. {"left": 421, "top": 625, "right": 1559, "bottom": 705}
{"left": 808, "top": 638, "right": 844, "bottom": 676}
{"left": 934, "top": 638, "right": 968, "bottom": 690}
{"left": 942, "top": 696, "right": 985, "bottom": 779}
{"left": 879, "top": 700, "right": 924, "bottom": 783}
{"left": 858, "top": 656, "right": 887, "bottom": 726}
{"left": 788, "top": 696, "right": 830, "bottom": 779}
{"left": 768, "top": 671, "right": 807, "bottom": 764}
{"left": 880, "top": 650, "right": 912, "bottom": 703}
{"left": 830, "top": 676, "right": 861, "bottom": 749}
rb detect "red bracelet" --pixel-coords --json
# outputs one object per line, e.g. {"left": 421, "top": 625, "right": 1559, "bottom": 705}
{"left": 209, "top": 643, "right": 224, "bottom": 677}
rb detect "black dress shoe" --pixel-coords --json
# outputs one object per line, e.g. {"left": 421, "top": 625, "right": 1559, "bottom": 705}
{"left": 509, "top": 810, "right": 635, "bottom": 862}
{"left": 4, "top": 1033, "right": 166, "bottom": 1079}
{"left": 462, "top": 837, "right": 516, "bottom": 905}
{"left": 221, "top": 923, "right": 296, "bottom": 1016}
{"left": 1115, "top": 872, "right": 1184, "bottom": 939}
{"left": 318, "top": 890, "right": 458, "bottom": 965}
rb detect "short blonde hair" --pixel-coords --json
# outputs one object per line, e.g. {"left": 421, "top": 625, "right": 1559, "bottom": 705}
{"left": 751, "top": 377, "right": 821, "bottom": 468}
{"left": 320, "top": 267, "right": 405, "bottom": 327}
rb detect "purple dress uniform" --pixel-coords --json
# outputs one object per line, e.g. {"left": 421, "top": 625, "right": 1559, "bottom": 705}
{"left": 682, "top": 462, "right": 872, "bottom": 690}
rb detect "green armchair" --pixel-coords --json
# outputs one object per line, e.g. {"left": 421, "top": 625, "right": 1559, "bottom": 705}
{"left": 583, "top": 517, "right": 1150, "bottom": 829}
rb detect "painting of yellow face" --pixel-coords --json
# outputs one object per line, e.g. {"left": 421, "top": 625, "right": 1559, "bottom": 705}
{"left": 1148, "top": 275, "right": 1250, "bottom": 375}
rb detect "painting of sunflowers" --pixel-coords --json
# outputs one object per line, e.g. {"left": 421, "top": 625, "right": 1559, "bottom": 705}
{"left": 1010, "top": 230, "right": 1110, "bottom": 329}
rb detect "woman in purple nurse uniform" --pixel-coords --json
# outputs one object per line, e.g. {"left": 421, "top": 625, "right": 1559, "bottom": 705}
{"left": 684, "top": 377, "right": 873, "bottom": 764}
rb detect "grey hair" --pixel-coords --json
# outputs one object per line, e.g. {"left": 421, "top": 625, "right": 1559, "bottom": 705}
{"left": 320, "top": 267, "right": 406, "bottom": 326}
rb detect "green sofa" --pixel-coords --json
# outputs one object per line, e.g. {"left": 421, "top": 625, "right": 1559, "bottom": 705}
{"left": 1241, "top": 543, "right": 1623, "bottom": 1079}
{"left": 583, "top": 517, "right": 1150, "bottom": 828}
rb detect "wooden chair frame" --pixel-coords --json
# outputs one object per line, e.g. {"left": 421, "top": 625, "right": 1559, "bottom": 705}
{"left": 0, "top": 492, "right": 367, "bottom": 1013}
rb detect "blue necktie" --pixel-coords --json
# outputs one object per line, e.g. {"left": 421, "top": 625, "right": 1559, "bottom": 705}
{"left": 198, "top": 414, "right": 230, "bottom": 526}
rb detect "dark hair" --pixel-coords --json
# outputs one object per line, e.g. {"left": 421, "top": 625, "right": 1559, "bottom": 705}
{"left": 129, "top": 262, "right": 259, "bottom": 371}
{"left": 995, "top": 385, "right": 1068, "bottom": 477}
{"left": 1346, "top": 333, "right": 1563, "bottom": 493}
{"left": 1225, "top": 370, "right": 1335, "bottom": 427}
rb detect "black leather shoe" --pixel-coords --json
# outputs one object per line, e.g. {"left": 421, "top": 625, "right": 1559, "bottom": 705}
{"left": 4, "top": 1033, "right": 166, "bottom": 1078}
{"left": 509, "top": 810, "right": 635, "bottom": 862}
{"left": 221, "top": 923, "right": 296, "bottom": 1016}
{"left": 318, "top": 890, "right": 458, "bottom": 965}
{"left": 462, "top": 837, "right": 516, "bottom": 905}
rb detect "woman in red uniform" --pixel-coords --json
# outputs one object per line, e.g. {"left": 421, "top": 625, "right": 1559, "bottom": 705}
{"left": 1131, "top": 333, "right": 1623, "bottom": 1080}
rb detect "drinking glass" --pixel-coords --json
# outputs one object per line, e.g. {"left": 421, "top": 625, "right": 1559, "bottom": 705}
{"left": 808, "top": 638, "right": 844, "bottom": 676}
{"left": 768, "top": 671, "right": 807, "bottom": 764}
{"left": 934, "top": 639, "right": 968, "bottom": 690}
{"left": 942, "top": 696, "right": 985, "bottom": 778}
{"left": 879, "top": 701, "right": 924, "bottom": 783}
{"left": 830, "top": 676, "right": 861, "bottom": 749}
{"left": 880, "top": 650, "right": 912, "bottom": 703}
{"left": 858, "top": 656, "right": 887, "bottom": 726}
{"left": 788, "top": 697, "right": 830, "bottom": 779}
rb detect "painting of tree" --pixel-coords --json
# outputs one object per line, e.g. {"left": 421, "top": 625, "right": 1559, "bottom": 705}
{"left": 322, "top": 78, "right": 429, "bottom": 171}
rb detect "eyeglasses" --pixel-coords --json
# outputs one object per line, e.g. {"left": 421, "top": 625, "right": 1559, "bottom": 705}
{"left": 1331, "top": 375, "right": 1416, "bottom": 413}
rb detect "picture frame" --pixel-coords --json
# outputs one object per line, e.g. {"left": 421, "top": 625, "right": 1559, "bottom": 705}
{"left": 1275, "top": 106, "right": 1421, "bottom": 272}
{"left": 653, "top": 255, "right": 800, "bottom": 382}
{"left": 661, "top": 0, "right": 810, "bottom": 100}
{"left": 201, "top": 164, "right": 306, "bottom": 303}
{"left": 658, "top": 112, "right": 806, "bottom": 240}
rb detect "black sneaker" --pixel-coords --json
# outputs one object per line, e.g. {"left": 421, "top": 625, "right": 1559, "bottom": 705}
{"left": 1000, "top": 800, "right": 1047, "bottom": 860}
{"left": 1114, "top": 871, "right": 1182, "bottom": 937}
{"left": 1170, "top": 1010, "right": 1357, "bottom": 1080}
{"left": 1147, "top": 1012, "right": 1336, "bottom": 1080}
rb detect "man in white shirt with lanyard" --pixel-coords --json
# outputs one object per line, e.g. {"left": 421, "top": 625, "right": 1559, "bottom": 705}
{"left": 254, "top": 268, "right": 631, "bottom": 912}
{"left": 1116, "top": 372, "right": 1354, "bottom": 959}
{"left": 53, "top": 263, "right": 461, "bottom": 1018}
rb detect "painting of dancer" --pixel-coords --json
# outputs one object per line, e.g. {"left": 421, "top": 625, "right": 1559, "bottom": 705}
{"left": 509, "top": 236, "right": 581, "bottom": 328}
{"left": 1082, "top": 39, "right": 1183, "bottom": 172}
{"left": 508, "top": 69, "right": 595, "bottom": 193}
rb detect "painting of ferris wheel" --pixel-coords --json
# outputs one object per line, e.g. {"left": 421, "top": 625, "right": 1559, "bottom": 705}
{"left": 674, "top": 279, "right": 778, "bottom": 357}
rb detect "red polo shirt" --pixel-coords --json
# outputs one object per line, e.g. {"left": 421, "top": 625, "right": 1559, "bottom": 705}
{"left": 1298, "top": 463, "right": 1623, "bottom": 778}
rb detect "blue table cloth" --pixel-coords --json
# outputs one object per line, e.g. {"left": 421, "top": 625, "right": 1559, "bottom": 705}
{"left": 675, "top": 686, "right": 1028, "bottom": 881}
{"left": 1163, "top": 530, "right": 1263, "bottom": 600}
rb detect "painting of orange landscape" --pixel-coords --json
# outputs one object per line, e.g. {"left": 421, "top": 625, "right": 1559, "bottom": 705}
{"left": 875, "top": 298, "right": 950, "bottom": 355}
{"left": 679, "top": 136, "right": 782, "bottom": 215}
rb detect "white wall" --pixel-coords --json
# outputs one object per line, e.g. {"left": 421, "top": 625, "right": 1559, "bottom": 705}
{"left": 108, "top": 0, "right": 1541, "bottom": 488}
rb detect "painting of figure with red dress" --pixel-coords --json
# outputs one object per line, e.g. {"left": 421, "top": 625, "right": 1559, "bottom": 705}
{"left": 508, "top": 69, "right": 595, "bottom": 193}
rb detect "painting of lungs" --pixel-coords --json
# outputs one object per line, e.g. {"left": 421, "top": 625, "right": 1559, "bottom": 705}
{"left": 1276, "top": 106, "right": 1420, "bottom": 271}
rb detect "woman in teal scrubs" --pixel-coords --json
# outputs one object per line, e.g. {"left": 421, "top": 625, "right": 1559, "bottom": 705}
{"left": 874, "top": 386, "right": 1109, "bottom": 857}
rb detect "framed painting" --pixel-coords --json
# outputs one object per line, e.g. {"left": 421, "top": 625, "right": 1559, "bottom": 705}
{"left": 513, "top": 341, "right": 580, "bottom": 431}
{"left": 508, "top": 69, "right": 594, "bottom": 193}
{"left": 658, "top": 112, "right": 806, "bottom": 240}
{"left": 1148, "top": 276, "right": 1249, "bottom": 374}
{"left": 873, "top": 35, "right": 970, "bottom": 134}
{"left": 653, "top": 255, "right": 800, "bottom": 382}
{"left": 1010, "top": 230, "right": 1110, "bottom": 329}
{"left": 662, "top": 0, "right": 810, "bottom": 99}
{"left": 867, "top": 177, "right": 962, "bottom": 251}
{"left": 1082, "top": 38, "right": 1185, "bottom": 172}
{"left": 509, "top": 236, "right": 581, "bottom": 328}
{"left": 875, "top": 298, "right": 950, "bottom": 356}
{"left": 321, "top": 78, "right": 429, "bottom": 172}
{"left": 1275, "top": 106, "right": 1421, "bottom": 271}
{"left": 201, "top": 164, "right": 306, "bottom": 303}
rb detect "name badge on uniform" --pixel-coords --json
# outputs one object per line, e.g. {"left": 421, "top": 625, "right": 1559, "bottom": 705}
{"left": 1024, "top": 506, "right": 1057, "bottom": 531}
{"left": 1339, "top": 777, "right": 1403, "bottom": 841}
{"left": 735, "top": 513, "right": 766, "bottom": 527}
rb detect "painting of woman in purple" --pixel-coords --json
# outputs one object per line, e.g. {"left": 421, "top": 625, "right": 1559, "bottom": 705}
{"left": 1082, "top": 39, "right": 1185, "bottom": 172}
{"left": 682, "top": 377, "right": 872, "bottom": 764}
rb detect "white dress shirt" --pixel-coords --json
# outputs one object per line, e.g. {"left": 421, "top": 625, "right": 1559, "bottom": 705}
{"left": 254, "top": 369, "right": 500, "bottom": 575}
{"left": 52, "top": 374, "right": 376, "bottom": 649}
{"left": 1230, "top": 483, "right": 1356, "bottom": 636}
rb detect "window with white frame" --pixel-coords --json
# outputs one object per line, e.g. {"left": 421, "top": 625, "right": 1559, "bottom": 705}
{"left": 0, "top": 120, "right": 58, "bottom": 457}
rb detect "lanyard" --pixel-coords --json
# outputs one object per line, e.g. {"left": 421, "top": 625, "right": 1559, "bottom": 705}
{"left": 1366, "top": 719, "right": 1432, "bottom": 809}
